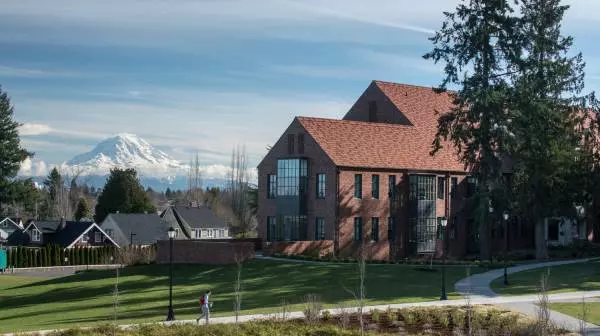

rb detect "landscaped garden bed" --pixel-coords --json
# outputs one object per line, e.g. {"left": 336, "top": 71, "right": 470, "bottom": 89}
{"left": 44, "top": 306, "right": 571, "bottom": 335}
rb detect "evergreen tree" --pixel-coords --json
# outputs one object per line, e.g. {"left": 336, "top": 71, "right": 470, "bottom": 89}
{"left": 425, "top": 0, "right": 518, "bottom": 260}
{"left": 74, "top": 197, "right": 90, "bottom": 221}
{"left": 0, "top": 87, "right": 32, "bottom": 214}
{"left": 55, "top": 245, "right": 61, "bottom": 266}
{"left": 23, "top": 248, "right": 29, "bottom": 267}
{"left": 94, "top": 168, "right": 156, "bottom": 223}
{"left": 507, "top": 0, "right": 597, "bottom": 259}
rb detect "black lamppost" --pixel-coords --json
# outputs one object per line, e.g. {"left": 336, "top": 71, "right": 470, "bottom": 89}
{"left": 166, "top": 227, "right": 176, "bottom": 321}
{"left": 130, "top": 233, "right": 136, "bottom": 246}
{"left": 440, "top": 216, "right": 448, "bottom": 301}
{"left": 503, "top": 211, "right": 510, "bottom": 286}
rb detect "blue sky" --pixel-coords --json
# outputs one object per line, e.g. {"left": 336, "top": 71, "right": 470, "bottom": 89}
{"left": 2, "top": 0, "right": 600, "bottom": 177}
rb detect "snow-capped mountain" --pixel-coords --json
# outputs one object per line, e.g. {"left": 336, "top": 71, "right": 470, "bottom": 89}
{"left": 19, "top": 133, "right": 254, "bottom": 191}
{"left": 67, "top": 133, "right": 186, "bottom": 176}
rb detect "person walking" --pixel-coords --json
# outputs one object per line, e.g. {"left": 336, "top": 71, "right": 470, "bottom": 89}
{"left": 196, "top": 290, "right": 212, "bottom": 325}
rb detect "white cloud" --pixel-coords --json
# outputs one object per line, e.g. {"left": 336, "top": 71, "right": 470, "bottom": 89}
{"left": 19, "top": 123, "right": 53, "bottom": 136}
{"left": 14, "top": 88, "right": 352, "bottom": 168}
{"left": 0, "top": 65, "right": 79, "bottom": 78}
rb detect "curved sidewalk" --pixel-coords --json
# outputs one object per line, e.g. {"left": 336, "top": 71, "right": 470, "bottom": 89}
{"left": 454, "top": 257, "right": 600, "bottom": 334}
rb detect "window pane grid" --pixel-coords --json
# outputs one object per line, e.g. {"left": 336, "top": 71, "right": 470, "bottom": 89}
{"left": 354, "top": 174, "right": 362, "bottom": 198}
{"left": 316, "top": 173, "right": 326, "bottom": 199}
{"left": 268, "top": 174, "right": 277, "bottom": 198}
{"left": 371, "top": 217, "right": 379, "bottom": 241}
{"left": 388, "top": 175, "right": 396, "bottom": 200}
{"left": 372, "top": 175, "right": 379, "bottom": 199}
{"left": 277, "top": 159, "right": 308, "bottom": 197}
{"left": 353, "top": 217, "right": 362, "bottom": 241}
{"left": 315, "top": 217, "right": 325, "bottom": 240}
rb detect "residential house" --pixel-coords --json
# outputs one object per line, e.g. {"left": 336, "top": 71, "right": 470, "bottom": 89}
{"left": 0, "top": 217, "right": 24, "bottom": 240}
{"left": 161, "top": 205, "right": 230, "bottom": 239}
{"left": 100, "top": 213, "right": 181, "bottom": 246}
{"left": 257, "top": 80, "right": 595, "bottom": 260}
{"left": 7, "top": 219, "right": 118, "bottom": 249}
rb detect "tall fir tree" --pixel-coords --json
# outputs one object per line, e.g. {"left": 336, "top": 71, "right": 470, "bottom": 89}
{"left": 74, "top": 197, "right": 90, "bottom": 221}
{"left": 94, "top": 168, "right": 156, "bottom": 223}
{"left": 507, "top": 0, "right": 597, "bottom": 259}
{"left": 0, "top": 87, "right": 32, "bottom": 215}
{"left": 425, "top": 0, "right": 518, "bottom": 260}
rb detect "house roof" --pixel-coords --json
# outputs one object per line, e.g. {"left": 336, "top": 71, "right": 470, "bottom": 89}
{"left": 7, "top": 230, "right": 30, "bottom": 246}
{"left": 297, "top": 116, "right": 466, "bottom": 172}
{"left": 291, "top": 81, "right": 467, "bottom": 173}
{"left": 171, "top": 206, "right": 229, "bottom": 229}
{"left": 7, "top": 220, "right": 116, "bottom": 248}
{"left": 0, "top": 217, "right": 23, "bottom": 229}
{"left": 105, "top": 213, "right": 171, "bottom": 245}
{"left": 373, "top": 80, "right": 456, "bottom": 129}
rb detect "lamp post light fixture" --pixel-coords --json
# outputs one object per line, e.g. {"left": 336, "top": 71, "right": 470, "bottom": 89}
{"left": 64, "top": 257, "right": 68, "bottom": 266}
{"left": 166, "top": 227, "right": 176, "bottom": 321}
{"left": 130, "top": 232, "right": 137, "bottom": 246}
{"left": 503, "top": 211, "right": 510, "bottom": 286}
{"left": 440, "top": 216, "right": 448, "bottom": 301}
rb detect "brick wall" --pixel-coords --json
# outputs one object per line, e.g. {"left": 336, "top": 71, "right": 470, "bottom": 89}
{"left": 257, "top": 118, "right": 338, "bottom": 242}
{"left": 263, "top": 240, "right": 334, "bottom": 257}
{"left": 156, "top": 240, "right": 254, "bottom": 265}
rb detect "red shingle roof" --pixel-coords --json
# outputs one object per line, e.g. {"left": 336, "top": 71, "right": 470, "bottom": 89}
{"left": 297, "top": 117, "right": 466, "bottom": 173}
{"left": 297, "top": 81, "right": 466, "bottom": 173}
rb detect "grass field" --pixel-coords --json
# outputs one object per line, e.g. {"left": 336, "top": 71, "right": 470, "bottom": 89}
{"left": 0, "top": 260, "right": 478, "bottom": 333}
{"left": 490, "top": 259, "right": 600, "bottom": 295}
{"left": 549, "top": 302, "right": 600, "bottom": 326}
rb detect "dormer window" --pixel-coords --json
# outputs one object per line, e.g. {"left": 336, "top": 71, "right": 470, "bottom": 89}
{"left": 31, "top": 229, "right": 41, "bottom": 242}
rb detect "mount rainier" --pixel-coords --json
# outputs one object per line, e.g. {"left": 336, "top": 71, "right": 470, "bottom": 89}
{"left": 24, "top": 133, "right": 234, "bottom": 191}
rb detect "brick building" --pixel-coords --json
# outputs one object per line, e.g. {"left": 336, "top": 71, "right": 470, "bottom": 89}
{"left": 257, "top": 80, "right": 589, "bottom": 260}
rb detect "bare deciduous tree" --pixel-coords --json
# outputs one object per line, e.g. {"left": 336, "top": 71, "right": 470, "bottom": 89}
{"left": 227, "top": 145, "right": 257, "bottom": 237}
{"left": 233, "top": 253, "right": 243, "bottom": 325}
{"left": 536, "top": 269, "right": 551, "bottom": 335}
{"left": 344, "top": 247, "right": 367, "bottom": 335}
{"left": 186, "top": 152, "right": 203, "bottom": 206}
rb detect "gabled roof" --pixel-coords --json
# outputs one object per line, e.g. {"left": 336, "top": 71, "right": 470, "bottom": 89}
{"left": 104, "top": 213, "right": 172, "bottom": 245}
{"left": 0, "top": 217, "right": 23, "bottom": 229}
{"left": 8, "top": 220, "right": 117, "bottom": 248}
{"left": 297, "top": 116, "right": 466, "bottom": 172}
{"left": 170, "top": 206, "right": 229, "bottom": 230}
{"left": 373, "top": 80, "right": 456, "bottom": 129}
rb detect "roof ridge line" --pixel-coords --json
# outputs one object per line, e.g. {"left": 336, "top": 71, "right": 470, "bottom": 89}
{"left": 296, "top": 116, "right": 416, "bottom": 129}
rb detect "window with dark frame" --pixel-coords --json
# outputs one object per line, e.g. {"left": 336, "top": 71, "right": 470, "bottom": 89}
{"left": 451, "top": 177, "right": 458, "bottom": 198}
{"left": 316, "top": 173, "right": 326, "bottom": 199}
{"left": 276, "top": 159, "right": 308, "bottom": 197}
{"left": 354, "top": 174, "right": 362, "bottom": 199}
{"left": 437, "top": 176, "right": 445, "bottom": 199}
{"left": 267, "top": 216, "right": 278, "bottom": 241}
{"left": 267, "top": 174, "right": 277, "bottom": 199}
{"left": 466, "top": 176, "right": 478, "bottom": 197}
{"left": 388, "top": 217, "right": 395, "bottom": 241}
{"left": 371, "top": 217, "right": 379, "bottom": 241}
{"left": 388, "top": 175, "right": 396, "bottom": 200}
{"left": 353, "top": 217, "right": 362, "bottom": 241}
{"left": 315, "top": 217, "right": 325, "bottom": 240}
{"left": 298, "top": 133, "right": 305, "bottom": 154}
{"left": 287, "top": 134, "right": 295, "bottom": 154}
{"left": 372, "top": 174, "right": 380, "bottom": 199}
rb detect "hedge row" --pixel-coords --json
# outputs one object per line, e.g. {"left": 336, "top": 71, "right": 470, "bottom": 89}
{"left": 6, "top": 245, "right": 118, "bottom": 268}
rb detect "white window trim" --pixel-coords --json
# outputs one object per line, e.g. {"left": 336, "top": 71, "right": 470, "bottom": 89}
{"left": 95, "top": 231, "right": 102, "bottom": 243}
{"left": 31, "top": 229, "right": 41, "bottom": 242}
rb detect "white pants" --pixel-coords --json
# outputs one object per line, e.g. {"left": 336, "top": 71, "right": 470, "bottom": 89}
{"left": 198, "top": 305, "right": 210, "bottom": 324}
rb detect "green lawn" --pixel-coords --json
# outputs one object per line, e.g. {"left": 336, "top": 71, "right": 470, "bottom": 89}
{"left": 490, "top": 260, "right": 600, "bottom": 295}
{"left": 0, "top": 260, "right": 477, "bottom": 333}
{"left": 549, "top": 302, "right": 600, "bottom": 325}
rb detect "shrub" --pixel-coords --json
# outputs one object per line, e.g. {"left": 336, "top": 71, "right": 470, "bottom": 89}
{"left": 370, "top": 309, "right": 380, "bottom": 323}
{"left": 322, "top": 310, "right": 332, "bottom": 321}
{"left": 302, "top": 294, "right": 323, "bottom": 324}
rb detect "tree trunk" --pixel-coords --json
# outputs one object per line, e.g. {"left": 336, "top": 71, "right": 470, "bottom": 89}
{"left": 535, "top": 218, "right": 548, "bottom": 260}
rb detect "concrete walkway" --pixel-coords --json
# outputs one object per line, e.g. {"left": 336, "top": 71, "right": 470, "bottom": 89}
{"left": 455, "top": 257, "right": 600, "bottom": 334}
{"left": 6, "top": 291, "right": 600, "bottom": 336}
